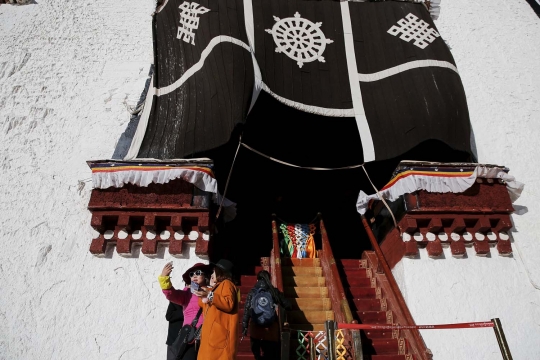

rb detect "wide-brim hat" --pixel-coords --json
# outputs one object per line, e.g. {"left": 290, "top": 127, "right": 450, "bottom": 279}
{"left": 213, "top": 259, "right": 234, "bottom": 273}
{"left": 182, "top": 262, "right": 212, "bottom": 284}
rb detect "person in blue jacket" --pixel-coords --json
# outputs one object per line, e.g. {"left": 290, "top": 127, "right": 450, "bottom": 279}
{"left": 242, "top": 270, "right": 292, "bottom": 360}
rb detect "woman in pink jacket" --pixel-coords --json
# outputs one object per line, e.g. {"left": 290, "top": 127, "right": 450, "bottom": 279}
{"left": 159, "top": 261, "right": 212, "bottom": 360}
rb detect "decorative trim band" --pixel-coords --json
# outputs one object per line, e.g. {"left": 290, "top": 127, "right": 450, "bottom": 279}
{"left": 261, "top": 83, "right": 355, "bottom": 117}
{"left": 156, "top": 36, "right": 251, "bottom": 97}
{"left": 358, "top": 60, "right": 458, "bottom": 82}
{"left": 356, "top": 165, "right": 524, "bottom": 215}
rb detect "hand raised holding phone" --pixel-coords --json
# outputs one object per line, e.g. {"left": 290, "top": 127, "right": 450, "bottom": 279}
{"left": 161, "top": 261, "right": 173, "bottom": 277}
{"left": 190, "top": 281, "right": 200, "bottom": 293}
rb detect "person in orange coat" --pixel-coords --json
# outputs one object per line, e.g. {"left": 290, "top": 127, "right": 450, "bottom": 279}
{"left": 195, "top": 259, "right": 239, "bottom": 360}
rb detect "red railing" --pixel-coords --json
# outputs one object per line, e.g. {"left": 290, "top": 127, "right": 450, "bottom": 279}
{"left": 271, "top": 218, "right": 284, "bottom": 292}
{"left": 361, "top": 215, "right": 433, "bottom": 360}
{"left": 319, "top": 216, "right": 363, "bottom": 359}
{"left": 271, "top": 217, "right": 290, "bottom": 359}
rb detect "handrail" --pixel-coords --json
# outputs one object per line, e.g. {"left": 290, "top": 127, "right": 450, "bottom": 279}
{"left": 319, "top": 215, "right": 363, "bottom": 359}
{"left": 320, "top": 217, "right": 352, "bottom": 324}
{"left": 271, "top": 218, "right": 284, "bottom": 292}
{"left": 361, "top": 215, "right": 433, "bottom": 360}
{"left": 271, "top": 217, "right": 290, "bottom": 360}
{"left": 492, "top": 318, "right": 513, "bottom": 360}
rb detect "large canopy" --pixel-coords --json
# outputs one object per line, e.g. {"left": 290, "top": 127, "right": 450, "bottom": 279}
{"left": 126, "top": 0, "right": 473, "bottom": 164}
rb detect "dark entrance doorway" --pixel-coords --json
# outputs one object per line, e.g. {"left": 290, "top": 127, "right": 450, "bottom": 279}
{"left": 202, "top": 98, "right": 473, "bottom": 269}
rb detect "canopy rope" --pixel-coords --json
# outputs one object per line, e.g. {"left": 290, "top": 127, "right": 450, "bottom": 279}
{"left": 218, "top": 140, "right": 401, "bottom": 235}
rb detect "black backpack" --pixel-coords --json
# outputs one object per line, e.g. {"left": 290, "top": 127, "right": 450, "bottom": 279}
{"left": 250, "top": 288, "right": 277, "bottom": 327}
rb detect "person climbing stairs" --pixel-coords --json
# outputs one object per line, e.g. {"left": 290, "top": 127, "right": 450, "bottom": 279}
{"left": 236, "top": 263, "right": 266, "bottom": 359}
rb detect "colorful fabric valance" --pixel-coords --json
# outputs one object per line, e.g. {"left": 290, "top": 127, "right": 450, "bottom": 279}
{"left": 356, "top": 162, "right": 524, "bottom": 215}
{"left": 88, "top": 159, "right": 216, "bottom": 192}
{"left": 88, "top": 159, "right": 237, "bottom": 221}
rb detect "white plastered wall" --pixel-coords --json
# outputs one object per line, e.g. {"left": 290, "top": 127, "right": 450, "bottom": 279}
{"left": 394, "top": 1, "right": 540, "bottom": 359}
{"left": 0, "top": 0, "right": 539, "bottom": 359}
{"left": 0, "top": 1, "right": 207, "bottom": 359}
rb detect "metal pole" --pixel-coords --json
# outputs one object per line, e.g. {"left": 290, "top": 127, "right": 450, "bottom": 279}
{"left": 350, "top": 321, "right": 364, "bottom": 360}
{"left": 280, "top": 326, "right": 290, "bottom": 360}
{"left": 492, "top": 318, "right": 513, "bottom": 360}
{"left": 326, "top": 320, "right": 336, "bottom": 360}
{"left": 309, "top": 335, "right": 316, "bottom": 360}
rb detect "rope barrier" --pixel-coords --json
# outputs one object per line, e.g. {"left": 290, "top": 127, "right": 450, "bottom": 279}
{"left": 215, "top": 134, "right": 242, "bottom": 220}
{"left": 361, "top": 164, "right": 400, "bottom": 234}
{"left": 241, "top": 142, "right": 365, "bottom": 170}
{"left": 337, "top": 321, "right": 495, "bottom": 330}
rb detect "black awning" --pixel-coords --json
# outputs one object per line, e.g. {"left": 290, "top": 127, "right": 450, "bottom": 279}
{"left": 131, "top": 0, "right": 472, "bottom": 165}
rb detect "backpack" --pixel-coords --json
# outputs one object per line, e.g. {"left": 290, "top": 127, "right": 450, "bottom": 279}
{"left": 250, "top": 288, "right": 277, "bottom": 327}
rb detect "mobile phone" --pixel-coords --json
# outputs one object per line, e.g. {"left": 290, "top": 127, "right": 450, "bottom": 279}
{"left": 190, "top": 282, "right": 200, "bottom": 293}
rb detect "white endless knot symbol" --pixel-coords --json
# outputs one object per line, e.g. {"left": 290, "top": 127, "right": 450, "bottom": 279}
{"left": 387, "top": 13, "right": 440, "bottom": 49}
{"left": 177, "top": 1, "right": 210, "bottom": 45}
{"left": 265, "top": 12, "right": 333, "bottom": 68}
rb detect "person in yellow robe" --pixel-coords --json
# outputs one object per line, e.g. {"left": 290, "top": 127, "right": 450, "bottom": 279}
{"left": 195, "top": 259, "right": 239, "bottom": 360}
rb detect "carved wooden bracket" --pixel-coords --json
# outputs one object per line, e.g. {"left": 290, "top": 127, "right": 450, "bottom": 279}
{"left": 371, "top": 180, "right": 515, "bottom": 269}
{"left": 88, "top": 179, "right": 213, "bottom": 258}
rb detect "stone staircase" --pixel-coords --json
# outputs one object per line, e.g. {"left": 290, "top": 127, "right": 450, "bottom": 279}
{"left": 282, "top": 257, "right": 334, "bottom": 331}
{"left": 338, "top": 258, "right": 415, "bottom": 360}
{"left": 236, "top": 258, "right": 335, "bottom": 359}
{"left": 283, "top": 257, "right": 334, "bottom": 358}
{"left": 233, "top": 230, "right": 425, "bottom": 360}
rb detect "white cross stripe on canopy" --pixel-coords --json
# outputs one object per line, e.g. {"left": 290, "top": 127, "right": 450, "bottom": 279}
{"left": 358, "top": 60, "right": 459, "bottom": 82}
{"left": 340, "top": 1, "right": 375, "bottom": 162}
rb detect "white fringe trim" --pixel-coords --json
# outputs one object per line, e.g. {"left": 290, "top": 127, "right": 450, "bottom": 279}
{"left": 356, "top": 166, "right": 524, "bottom": 215}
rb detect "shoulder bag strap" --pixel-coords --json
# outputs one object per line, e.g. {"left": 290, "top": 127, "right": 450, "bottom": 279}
{"left": 191, "top": 307, "right": 203, "bottom": 327}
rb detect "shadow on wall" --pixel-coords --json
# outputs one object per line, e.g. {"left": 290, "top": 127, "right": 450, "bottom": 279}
{"left": 470, "top": 125, "right": 478, "bottom": 163}
{"left": 1, "top": 0, "right": 37, "bottom": 4}
{"left": 111, "top": 65, "right": 154, "bottom": 159}
{"left": 525, "top": 0, "right": 540, "bottom": 17}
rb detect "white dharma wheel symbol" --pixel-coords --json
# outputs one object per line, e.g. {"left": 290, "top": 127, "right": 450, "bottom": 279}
{"left": 266, "top": 12, "right": 333, "bottom": 68}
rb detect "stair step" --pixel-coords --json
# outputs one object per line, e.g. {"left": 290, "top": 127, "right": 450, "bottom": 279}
{"left": 370, "top": 355, "right": 415, "bottom": 360}
{"left": 289, "top": 298, "right": 332, "bottom": 310}
{"left": 351, "top": 298, "right": 384, "bottom": 311}
{"left": 356, "top": 311, "right": 392, "bottom": 324}
{"left": 343, "top": 277, "right": 373, "bottom": 287}
{"left": 342, "top": 268, "right": 370, "bottom": 278}
{"left": 284, "top": 286, "right": 329, "bottom": 298}
{"left": 362, "top": 329, "right": 399, "bottom": 339}
{"left": 287, "top": 310, "right": 334, "bottom": 323}
{"left": 239, "top": 266, "right": 267, "bottom": 276}
{"left": 253, "top": 266, "right": 266, "bottom": 273}
{"left": 239, "top": 275, "right": 257, "bottom": 286}
{"left": 282, "top": 266, "right": 322, "bottom": 276}
{"left": 239, "top": 286, "right": 255, "bottom": 294}
{"left": 282, "top": 258, "right": 321, "bottom": 267}
{"left": 238, "top": 341, "right": 253, "bottom": 351}
{"left": 283, "top": 276, "right": 326, "bottom": 287}
{"left": 365, "top": 338, "right": 407, "bottom": 355}
{"left": 288, "top": 323, "right": 326, "bottom": 331}
{"left": 347, "top": 287, "right": 378, "bottom": 299}
{"left": 235, "top": 354, "right": 256, "bottom": 359}
{"left": 338, "top": 259, "right": 367, "bottom": 269}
